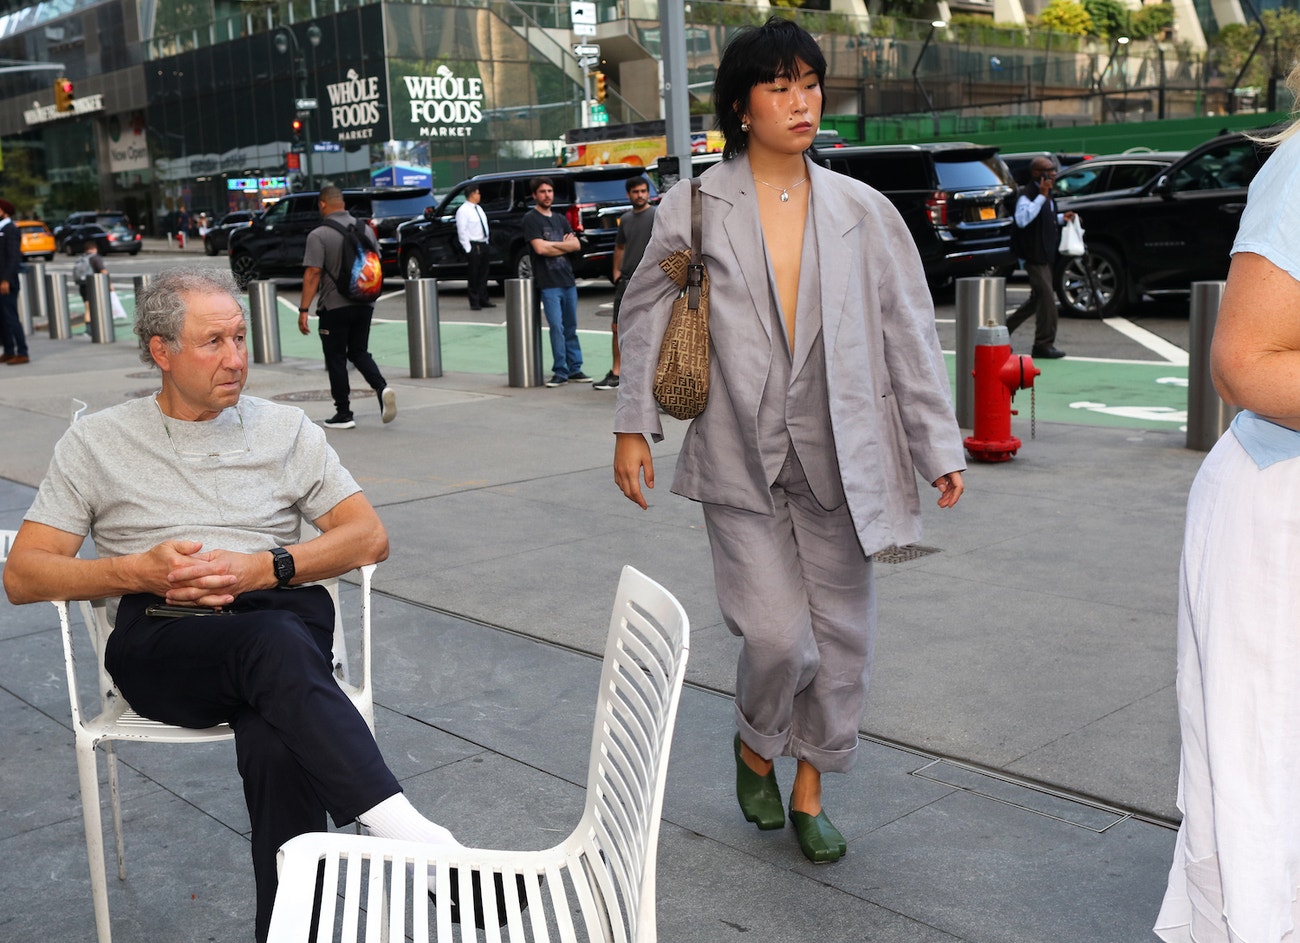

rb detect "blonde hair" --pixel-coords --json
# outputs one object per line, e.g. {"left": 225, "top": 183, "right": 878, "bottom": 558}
{"left": 1256, "top": 58, "right": 1300, "bottom": 145}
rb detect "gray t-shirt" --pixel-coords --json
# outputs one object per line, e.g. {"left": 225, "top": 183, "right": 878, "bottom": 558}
{"left": 26, "top": 394, "right": 360, "bottom": 561}
{"left": 304, "top": 210, "right": 376, "bottom": 311}
{"left": 615, "top": 204, "right": 657, "bottom": 278}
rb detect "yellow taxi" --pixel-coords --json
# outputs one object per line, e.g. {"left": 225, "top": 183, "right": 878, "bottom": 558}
{"left": 17, "top": 220, "right": 55, "bottom": 260}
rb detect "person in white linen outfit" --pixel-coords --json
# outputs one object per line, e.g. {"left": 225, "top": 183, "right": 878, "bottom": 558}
{"left": 1154, "top": 78, "right": 1300, "bottom": 943}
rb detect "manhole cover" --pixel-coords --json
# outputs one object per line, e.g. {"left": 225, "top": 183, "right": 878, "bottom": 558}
{"left": 273, "top": 389, "right": 365, "bottom": 403}
{"left": 872, "top": 545, "right": 941, "bottom": 564}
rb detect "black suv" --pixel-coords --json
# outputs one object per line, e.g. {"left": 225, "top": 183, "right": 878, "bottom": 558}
{"left": 398, "top": 165, "right": 658, "bottom": 284}
{"left": 57, "top": 212, "right": 141, "bottom": 256}
{"left": 227, "top": 187, "right": 430, "bottom": 286}
{"left": 1053, "top": 133, "right": 1272, "bottom": 318}
{"left": 821, "top": 144, "right": 1017, "bottom": 289}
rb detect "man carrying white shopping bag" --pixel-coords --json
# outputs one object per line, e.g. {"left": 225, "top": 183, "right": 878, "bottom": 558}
{"left": 1007, "top": 155, "right": 1078, "bottom": 360}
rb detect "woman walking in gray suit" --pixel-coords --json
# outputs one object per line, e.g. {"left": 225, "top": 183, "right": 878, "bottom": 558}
{"left": 613, "top": 17, "right": 965, "bottom": 863}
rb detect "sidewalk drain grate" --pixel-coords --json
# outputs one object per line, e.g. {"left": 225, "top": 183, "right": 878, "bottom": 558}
{"left": 872, "top": 545, "right": 940, "bottom": 564}
{"left": 911, "top": 759, "right": 1131, "bottom": 833}
{"left": 274, "top": 389, "right": 367, "bottom": 403}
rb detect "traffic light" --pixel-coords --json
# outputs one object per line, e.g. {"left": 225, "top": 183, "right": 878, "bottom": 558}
{"left": 594, "top": 71, "right": 606, "bottom": 103}
{"left": 291, "top": 118, "right": 303, "bottom": 143}
{"left": 54, "top": 77, "right": 74, "bottom": 112}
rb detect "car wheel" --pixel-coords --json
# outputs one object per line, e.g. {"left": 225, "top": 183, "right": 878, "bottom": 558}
{"left": 511, "top": 248, "right": 532, "bottom": 281}
{"left": 230, "top": 252, "right": 257, "bottom": 290}
{"left": 129, "top": 248, "right": 140, "bottom": 256}
{"left": 65, "top": 241, "right": 76, "bottom": 257}
{"left": 403, "top": 251, "right": 424, "bottom": 281}
{"left": 1056, "top": 244, "right": 1126, "bottom": 319}
{"left": 204, "top": 236, "right": 216, "bottom": 257}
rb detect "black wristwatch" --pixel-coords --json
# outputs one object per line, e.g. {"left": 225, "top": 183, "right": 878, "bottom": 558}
{"left": 268, "top": 547, "right": 295, "bottom": 588}
{"left": 298, "top": 306, "right": 309, "bottom": 313}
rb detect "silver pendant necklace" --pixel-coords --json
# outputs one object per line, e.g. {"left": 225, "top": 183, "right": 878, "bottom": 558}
{"left": 754, "top": 175, "right": 809, "bottom": 202}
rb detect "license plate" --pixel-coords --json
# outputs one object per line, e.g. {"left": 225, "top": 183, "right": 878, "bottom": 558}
{"left": 978, "top": 206, "right": 996, "bottom": 220}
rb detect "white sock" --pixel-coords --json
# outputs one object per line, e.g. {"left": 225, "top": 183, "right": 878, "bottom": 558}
{"left": 357, "top": 793, "right": 461, "bottom": 851}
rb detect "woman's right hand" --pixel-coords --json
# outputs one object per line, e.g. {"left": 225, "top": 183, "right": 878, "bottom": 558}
{"left": 614, "top": 433, "right": 655, "bottom": 509}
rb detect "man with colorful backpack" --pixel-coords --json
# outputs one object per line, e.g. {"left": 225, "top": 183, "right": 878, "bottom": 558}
{"left": 299, "top": 185, "right": 395, "bottom": 429}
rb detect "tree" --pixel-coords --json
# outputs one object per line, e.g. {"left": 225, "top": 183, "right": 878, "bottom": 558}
{"left": 1036, "top": 0, "right": 1093, "bottom": 36}
{"left": 1129, "top": 3, "right": 1175, "bottom": 40}
{"left": 0, "top": 146, "right": 50, "bottom": 220}
{"left": 1082, "top": 0, "right": 1130, "bottom": 39}
{"left": 1208, "top": 9, "right": 1300, "bottom": 87}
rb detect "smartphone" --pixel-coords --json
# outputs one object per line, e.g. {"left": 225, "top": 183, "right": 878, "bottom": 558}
{"left": 145, "top": 603, "right": 234, "bottom": 618}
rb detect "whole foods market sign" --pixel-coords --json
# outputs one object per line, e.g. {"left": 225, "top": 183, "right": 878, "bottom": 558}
{"left": 399, "top": 65, "right": 483, "bottom": 138}
{"left": 326, "top": 69, "right": 382, "bottom": 142}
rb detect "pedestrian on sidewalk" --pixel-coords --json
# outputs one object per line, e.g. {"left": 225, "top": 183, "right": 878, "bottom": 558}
{"left": 1154, "top": 80, "right": 1300, "bottom": 943}
{"left": 0, "top": 197, "right": 29, "bottom": 365}
{"left": 2, "top": 268, "right": 463, "bottom": 942}
{"left": 455, "top": 184, "right": 495, "bottom": 310}
{"left": 73, "top": 241, "right": 106, "bottom": 306}
{"left": 1006, "top": 155, "right": 1074, "bottom": 359}
{"left": 299, "top": 186, "right": 396, "bottom": 429}
{"left": 614, "top": 16, "right": 964, "bottom": 865}
{"left": 597, "top": 175, "right": 656, "bottom": 391}
{"left": 524, "top": 176, "right": 590, "bottom": 387}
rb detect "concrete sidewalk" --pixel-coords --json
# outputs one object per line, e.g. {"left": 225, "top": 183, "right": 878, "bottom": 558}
{"left": 0, "top": 327, "right": 1191, "bottom": 942}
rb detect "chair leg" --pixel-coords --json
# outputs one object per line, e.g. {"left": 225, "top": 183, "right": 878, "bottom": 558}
{"left": 105, "top": 741, "right": 126, "bottom": 881}
{"left": 75, "top": 737, "right": 114, "bottom": 943}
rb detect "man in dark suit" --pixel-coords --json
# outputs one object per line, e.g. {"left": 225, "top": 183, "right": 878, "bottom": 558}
{"left": 0, "top": 198, "right": 28, "bottom": 365}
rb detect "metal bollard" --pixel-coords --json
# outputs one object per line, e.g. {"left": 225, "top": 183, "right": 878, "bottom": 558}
{"left": 1186, "top": 281, "right": 1239, "bottom": 451}
{"left": 16, "top": 266, "right": 32, "bottom": 335}
{"left": 954, "top": 276, "right": 1005, "bottom": 429}
{"left": 46, "top": 273, "right": 72, "bottom": 339}
{"left": 406, "top": 278, "right": 442, "bottom": 378}
{"left": 246, "top": 280, "right": 281, "bottom": 364}
{"left": 133, "top": 273, "right": 153, "bottom": 310}
{"left": 25, "top": 261, "right": 48, "bottom": 330}
{"left": 505, "top": 278, "right": 542, "bottom": 388}
{"left": 86, "top": 272, "right": 115, "bottom": 344}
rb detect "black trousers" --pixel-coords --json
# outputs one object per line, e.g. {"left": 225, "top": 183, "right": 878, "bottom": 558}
{"left": 106, "top": 587, "right": 400, "bottom": 942}
{"left": 1006, "top": 261, "right": 1058, "bottom": 349}
{"left": 0, "top": 280, "right": 25, "bottom": 356}
{"left": 317, "top": 305, "right": 387, "bottom": 416}
{"left": 466, "top": 243, "right": 491, "bottom": 308}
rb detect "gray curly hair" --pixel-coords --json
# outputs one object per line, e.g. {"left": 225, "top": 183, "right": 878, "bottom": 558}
{"left": 134, "top": 267, "right": 245, "bottom": 366}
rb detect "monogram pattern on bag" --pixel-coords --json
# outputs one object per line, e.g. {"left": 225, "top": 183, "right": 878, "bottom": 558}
{"left": 653, "top": 254, "right": 710, "bottom": 421}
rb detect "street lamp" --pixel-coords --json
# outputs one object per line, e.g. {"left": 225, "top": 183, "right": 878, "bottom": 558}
{"left": 912, "top": 20, "right": 947, "bottom": 135}
{"left": 275, "top": 24, "right": 322, "bottom": 189}
{"left": 1096, "top": 35, "right": 1130, "bottom": 124}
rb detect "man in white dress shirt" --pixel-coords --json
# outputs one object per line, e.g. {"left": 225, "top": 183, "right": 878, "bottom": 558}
{"left": 454, "top": 184, "right": 494, "bottom": 310}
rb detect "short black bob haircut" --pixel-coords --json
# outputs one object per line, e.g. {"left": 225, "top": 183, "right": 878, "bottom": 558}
{"left": 713, "top": 16, "right": 827, "bottom": 161}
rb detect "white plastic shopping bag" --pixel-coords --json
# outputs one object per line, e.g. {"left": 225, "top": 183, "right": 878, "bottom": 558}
{"left": 110, "top": 290, "right": 128, "bottom": 321}
{"left": 1058, "top": 216, "right": 1085, "bottom": 257}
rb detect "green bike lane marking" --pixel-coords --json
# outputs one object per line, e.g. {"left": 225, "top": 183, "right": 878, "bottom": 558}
{"left": 274, "top": 303, "right": 1187, "bottom": 431}
{"left": 945, "top": 354, "right": 1189, "bottom": 430}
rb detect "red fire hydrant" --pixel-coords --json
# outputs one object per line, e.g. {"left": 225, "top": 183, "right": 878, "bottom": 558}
{"left": 964, "top": 324, "right": 1041, "bottom": 463}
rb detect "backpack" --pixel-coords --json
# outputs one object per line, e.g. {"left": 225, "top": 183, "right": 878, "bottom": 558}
{"left": 73, "top": 254, "right": 93, "bottom": 286}
{"left": 322, "top": 218, "right": 383, "bottom": 303}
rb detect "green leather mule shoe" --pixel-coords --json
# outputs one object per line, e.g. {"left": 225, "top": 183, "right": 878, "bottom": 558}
{"left": 734, "top": 733, "right": 785, "bottom": 830}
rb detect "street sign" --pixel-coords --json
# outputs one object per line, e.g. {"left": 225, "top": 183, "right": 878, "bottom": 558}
{"left": 571, "top": 1, "right": 596, "bottom": 36}
{"left": 578, "top": 56, "right": 599, "bottom": 71}
{"left": 294, "top": 98, "right": 318, "bottom": 110}
{"left": 573, "top": 44, "right": 600, "bottom": 57}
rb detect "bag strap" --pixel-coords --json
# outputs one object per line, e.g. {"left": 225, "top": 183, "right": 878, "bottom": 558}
{"left": 686, "top": 179, "right": 703, "bottom": 312}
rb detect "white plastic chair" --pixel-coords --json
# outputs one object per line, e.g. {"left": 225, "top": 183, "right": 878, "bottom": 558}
{"left": 267, "top": 564, "right": 690, "bottom": 943}
{"left": 57, "top": 563, "right": 377, "bottom": 943}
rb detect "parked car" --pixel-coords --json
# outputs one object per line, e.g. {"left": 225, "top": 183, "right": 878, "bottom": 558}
{"left": 821, "top": 143, "right": 1019, "bottom": 289}
{"left": 398, "top": 165, "right": 658, "bottom": 284}
{"left": 203, "top": 211, "right": 259, "bottom": 256}
{"left": 17, "top": 220, "right": 55, "bottom": 260}
{"left": 1001, "top": 150, "right": 1094, "bottom": 185}
{"left": 1051, "top": 151, "right": 1185, "bottom": 200}
{"left": 226, "top": 187, "right": 429, "bottom": 287}
{"left": 1052, "top": 132, "right": 1271, "bottom": 318}
{"left": 57, "top": 212, "right": 141, "bottom": 256}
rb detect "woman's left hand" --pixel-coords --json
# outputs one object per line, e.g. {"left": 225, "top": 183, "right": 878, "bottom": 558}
{"left": 932, "top": 471, "right": 964, "bottom": 509}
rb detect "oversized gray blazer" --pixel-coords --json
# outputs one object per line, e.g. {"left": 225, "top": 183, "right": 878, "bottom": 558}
{"left": 614, "top": 153, "right": 965, "bottom": 557}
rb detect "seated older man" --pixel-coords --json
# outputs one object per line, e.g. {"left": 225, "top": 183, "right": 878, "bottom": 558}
{"left": 3, "top": 267, "right": 456, "bottom": 942}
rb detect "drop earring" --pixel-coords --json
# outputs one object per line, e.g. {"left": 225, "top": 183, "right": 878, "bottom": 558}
{"left": 740, "top": 121, "right": 750, "bottom": 132}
